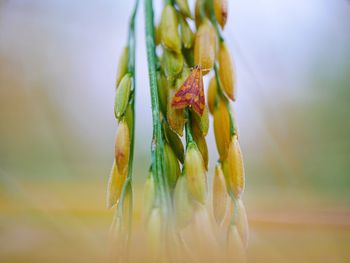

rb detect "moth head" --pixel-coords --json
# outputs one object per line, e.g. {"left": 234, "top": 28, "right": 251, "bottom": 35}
{"left": 194, "top": 64, "right": 202, "bottom": 70}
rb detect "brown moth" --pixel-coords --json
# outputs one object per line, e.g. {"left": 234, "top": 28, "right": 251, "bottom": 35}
{"left": 171, "top": 65, "right": 205, "bottom": 116}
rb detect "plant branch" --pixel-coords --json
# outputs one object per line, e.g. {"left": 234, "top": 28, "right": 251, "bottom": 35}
{"left": 144, "top": 0, "right": 171, "bottom": 214}
{"left": 127, "top": 0, "right": 139, "bottom": 76}
{"left": 116, "top": 0, "right": 139, "bottom": 214}
{"left": 126, "top": 0, "right": 139, "bottom": 184}
{"left": 112, "top": 0, "right": 139, "bottom": 250}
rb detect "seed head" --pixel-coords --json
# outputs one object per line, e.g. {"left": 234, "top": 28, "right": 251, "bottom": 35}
{"left": 194, "top": 0, "right": 205, "bottom": 28}
{"left": 185, "top": 142, "right": 207, "bottom": 204}
{"left": 218, "top": 41, "right": 236, "bottom": 101}
{"left": 106, "top": 160, "right": 127, "bottom": 209}
{"left": 162, "top": 49, "right": 184, "bottom": 82}
{"left": 174, "top": 175, "right": 193, "bottom": 228}
{"left": 191, "top": 119, "right": 209, "bottom": 170}
{"left": 179, "top": 16, "right": 194, "bottom": 49}
{"left": 114, "top": 120, "right": 130, "bottom": 175}
{"left": 174, "top": 65, "right": 191, "bottom": 90}
{"left": 164, "top": 143, "right": 181, "bottom": 190}
{"left": 213, "top": 99, "right": 231, "bottom": 160}
{"left": 214, "top": 0, "right": 228, "bottom": 29}
{"left": 183, "top": 46, "right": 195, "bottom": 68}
{"left": 213, "top": 164, "right": 228, "bottom": 225}
{"left": 222, "top": 136, "right": 245, "bottom": 198}
{"left": 147, "top": 207, "right": 163, "bottom": 259}
{"left": 160, "top": 5, "right": 182, "bottom": 54}
{"left": 116, "top": 47, "right": 128, "bottom": 87}
{"left": 114, "top": 74, "right": 131, "bottom": 119}
{"left": 207, "top": 76, "right": 217, "bottom": 114}
{"left": 143, "top": 172, "right": 155, "bottom": 222}
{"left": 234, "top": 199, "right": 249, "bottom": 248}
{"left": 192, "top": 106, "right": 209, "bottom": 136}
{"left": 157, "top": 71, "right": 168, "bottom": 115}
{"left": 194, "top": 19, "right": 216, "bottom": 75}
{"left": 175, "top": 0, "right": 192, "bottom": 18}
{"left": 163, "top": 123, "right": 184, "bottom": 163}
{"left": 227, "top": 224, "right": 246, "bottom": 262}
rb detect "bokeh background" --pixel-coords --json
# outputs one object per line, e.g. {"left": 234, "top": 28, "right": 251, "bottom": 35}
{"left": 1, "top": 0, "right": 350, "bottom": 262}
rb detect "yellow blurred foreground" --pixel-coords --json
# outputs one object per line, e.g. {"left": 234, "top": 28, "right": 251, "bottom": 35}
{"left": 0, "top": 176, "right": 349, "bottom": 263}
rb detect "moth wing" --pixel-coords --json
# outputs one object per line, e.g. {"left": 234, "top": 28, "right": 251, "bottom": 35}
{"left": 171, "top": 71, "right": 196, "bottom": 109}
{"left": 191, "top": 68, "right": 205, "bottom": 116}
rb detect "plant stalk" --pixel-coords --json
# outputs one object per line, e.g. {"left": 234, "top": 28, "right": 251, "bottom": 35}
{"left": 119, "top": 0, "right": 139, "bottom": 207}
{"left": 111, "top": 0, "right": 139, "bottom": 254}
{"left": 144, "top": 0, "right": 171, "bottom": 215}
{"left": 126, "top": 0, "right": 139, "bottom": 184}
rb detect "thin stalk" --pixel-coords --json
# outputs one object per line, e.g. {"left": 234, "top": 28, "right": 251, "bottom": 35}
{"left": 144, "top": 0, "right": 171, "bottom": 214}
{"left": 126, "top": 0, "right": 139, "bottom": 184}
{"left": 114, "top": 0, "right": 139, "bottom": 235}
{"left": 127, "top": 0, "right": 139, "bottom": 75}
{"left": 185, "top": 109, "right": 194, "bottom": 145}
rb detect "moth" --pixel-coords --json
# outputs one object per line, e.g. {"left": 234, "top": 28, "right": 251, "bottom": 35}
{"left": 171, "top": 65, "right": 205, "bottom": 116}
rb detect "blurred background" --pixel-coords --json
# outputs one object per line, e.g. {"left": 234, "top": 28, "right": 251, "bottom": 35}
{"left": 1, "top": 0, "right": 350, "bottom": 262}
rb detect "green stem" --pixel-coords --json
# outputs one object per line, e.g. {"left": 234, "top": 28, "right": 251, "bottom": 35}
{"left": 115, "top": 0, "right": 139, "bottom": 233}
{"left": 185, "top": 109, "right": 194, "bottom": 145}
{"left": 126, "top": 0, "right": 139, "bottom": 183}
{"left": 127, "top": 0, "right": 139, "bottom": 75}
{"left": 144, "top": 0, "right": 171, "bottom": 214}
